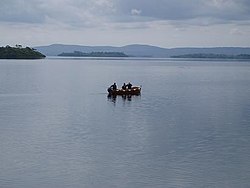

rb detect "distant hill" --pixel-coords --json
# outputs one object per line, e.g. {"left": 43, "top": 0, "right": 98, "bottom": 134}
{"left": 34, "top": 44, "right": 250, "bottom": 58}
{"left": 0, "top": 45, "right": 46, "bottom": 59}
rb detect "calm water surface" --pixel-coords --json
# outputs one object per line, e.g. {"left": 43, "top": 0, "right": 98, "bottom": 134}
{"left": 0, "top": 58, "right": 250, "bottom": 188}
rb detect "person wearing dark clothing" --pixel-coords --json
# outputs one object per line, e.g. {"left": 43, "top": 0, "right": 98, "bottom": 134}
{"left": 122, "top": 83, "right": 126, "bottom": 90}
{"left": 108, "top": 83, "right": 117, "bottom": 93}
{"left": 127, "top": 82, "right": 132, "bottom": 89}
{"left": 112, "top": 83, "right": 117, "bottom": 90}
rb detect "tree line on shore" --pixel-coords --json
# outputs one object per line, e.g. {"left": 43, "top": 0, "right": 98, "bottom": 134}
{"left": 58, "top": 51, "right": 129, "bottom": 57}
{"left": 171, "top": 53, "right": 250, "bottom": 59}
{"left": 0, "top": 45, "right": 46, "bottom": 59}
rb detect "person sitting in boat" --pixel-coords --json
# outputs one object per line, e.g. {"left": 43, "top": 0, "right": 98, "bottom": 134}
{"left": 126, "top": 82, "right": 132, "bottom": 89}
{"left": 122, "top": 83, "right": 126, "bottom": 90}
{"left": 111, "top": 83, "right": 117, "bottom": 90}
{"left": 108, "top": 83, "right": 117, "bottom": 93}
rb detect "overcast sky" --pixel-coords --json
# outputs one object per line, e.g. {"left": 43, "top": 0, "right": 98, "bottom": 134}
{"left": 1, "top": 0, "right": 250, "bottom": 47}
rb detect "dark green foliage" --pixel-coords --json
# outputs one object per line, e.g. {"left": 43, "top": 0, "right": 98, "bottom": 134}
{"left": 0, "top": 46, "right": 46, "bottom": 59}
{"left": 58, "top": 51, "right": 129, "bottom": 57}
{"left": 171, "top": 53, "right": 250, "bottom": 59}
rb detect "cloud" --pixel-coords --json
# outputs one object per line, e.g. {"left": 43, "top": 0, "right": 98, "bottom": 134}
{"left": 131, "top": 9, "right": 142, "bottom": 16}
{"left": 0, "top": 0, "right": 45, "bottom": 23}
{"left": 1, "top": 0, "right": 250, "bottom": 27}
{"left": 0, "top": 0, "right": 116, "bottom": 27}
{"left": 1, "top": 0, "right": 250, "bottom": 47}
{"left": 116, "top": 0, "right": 250, "bottom": 23}
{"left": 230, "top": 27, "right": 246, "bottom": 35}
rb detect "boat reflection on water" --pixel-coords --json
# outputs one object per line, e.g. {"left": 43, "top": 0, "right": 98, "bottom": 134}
{"left": 107, "top": 94, "right": 141, "bottom": 104}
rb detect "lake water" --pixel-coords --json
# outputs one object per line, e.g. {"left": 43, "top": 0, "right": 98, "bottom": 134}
{"left": 0, "top": 58, "right": 250, "bottom": 188}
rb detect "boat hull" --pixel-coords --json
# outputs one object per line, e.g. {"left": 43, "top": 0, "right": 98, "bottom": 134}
{"left": 108, "top": 87, "right": 141, "bottom": 96}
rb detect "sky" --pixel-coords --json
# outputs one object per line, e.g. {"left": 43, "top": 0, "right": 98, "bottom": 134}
{"left": 1, "top": 0, "right": 250, "bottom": 48}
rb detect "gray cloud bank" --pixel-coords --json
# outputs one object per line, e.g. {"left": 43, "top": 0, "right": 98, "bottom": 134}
{"left": 1, "top": 0, "right": 250, "bottom": 47}
{"left": 1, "top": 0, "right": 250, "bottom": 26}
{"left": 120, "top": 0, "right": 250, "bottom": 21}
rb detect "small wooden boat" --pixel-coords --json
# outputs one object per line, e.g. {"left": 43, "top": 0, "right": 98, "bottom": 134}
{"left": 108, "top": 86, "right": 141, "bottom": 96}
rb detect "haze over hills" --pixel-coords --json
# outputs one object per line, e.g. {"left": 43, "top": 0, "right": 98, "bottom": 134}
{"left": 35, "top": 44, "right": 250, "bottom": 58}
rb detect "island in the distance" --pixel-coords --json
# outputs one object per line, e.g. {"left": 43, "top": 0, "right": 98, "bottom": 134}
{"left": 58, "top": 51, "right": 129, "bottom": 57}
{"left": 171, "top": 53, "right": 250, "bottom": 59}
{"left": 0, "top": 45, "right": 46, "bottom": 59}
